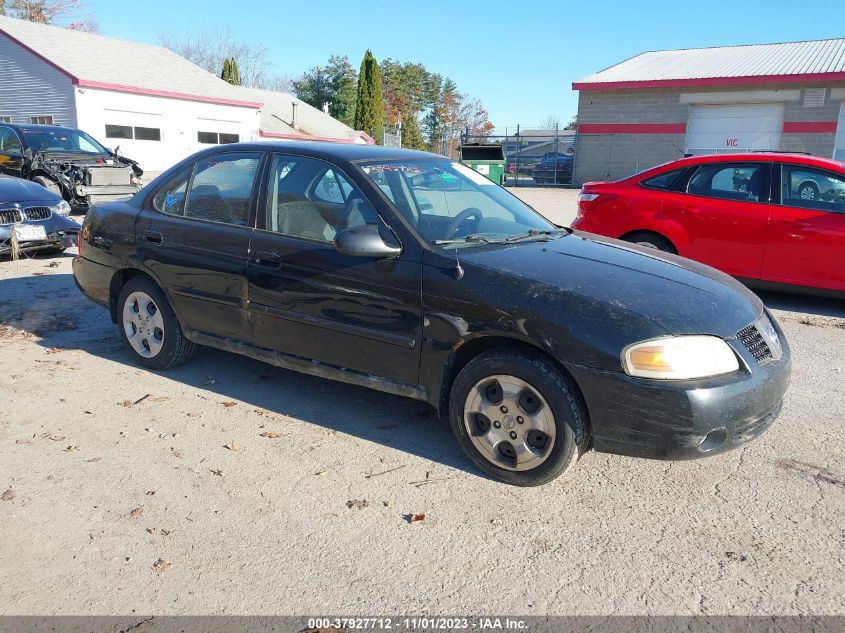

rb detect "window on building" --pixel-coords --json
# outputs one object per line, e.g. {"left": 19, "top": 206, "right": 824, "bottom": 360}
{"left": 30, "top": 116, "right": 54, "bottom": 125}
{"left": 134, "top": 126, "right": 161, "bottom": 141}
{"left": 105, "top": 124, "right": 133, "bottom": 139}
{"left": 687, "top": 163, "right": 768, "bottom": 203}
{"left": 781, "top": 165, "right": 845, "bottom": 214}
{"left": 0, "top": 116, "right": 11, "bottom": 123}
{"left": 105, "top": 125, "right": 161, "bottom": 141}
{"left": 198, "top": 131, "right": 240, "bottom": 145}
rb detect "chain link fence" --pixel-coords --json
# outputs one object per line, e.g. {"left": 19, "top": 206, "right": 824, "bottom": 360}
{"left": 462, "top": 125, "right": 578, "bottom": 187}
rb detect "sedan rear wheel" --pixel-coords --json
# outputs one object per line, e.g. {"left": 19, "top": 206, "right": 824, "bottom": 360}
{"left": 623, "top": 231, "right": 676, "bottom": 254}
{"left": 449, "top": 348, "right": 588, "bottom": 486}
{"left": 117, "top": 277, "right": 195, "bottom": 369}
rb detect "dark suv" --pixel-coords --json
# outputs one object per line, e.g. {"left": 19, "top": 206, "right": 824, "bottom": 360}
{"left": 73, "top": 142, "right": 790, "bottom": 486}
{"left": 0, "top": 123, "right": 143, "bottom": 210}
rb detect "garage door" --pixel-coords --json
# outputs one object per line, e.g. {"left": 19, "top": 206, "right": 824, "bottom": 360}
{"left": 685, "top": 104, "right": 784, "bottom": 156}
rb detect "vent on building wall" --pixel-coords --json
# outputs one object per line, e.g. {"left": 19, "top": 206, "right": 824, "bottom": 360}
{"left": 803, "top": 89, "right": 826, "bottom": 108}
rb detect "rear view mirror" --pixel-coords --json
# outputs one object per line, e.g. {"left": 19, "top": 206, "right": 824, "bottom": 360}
{"left": 334, "top": 225, "right": 401, "bottom": 259}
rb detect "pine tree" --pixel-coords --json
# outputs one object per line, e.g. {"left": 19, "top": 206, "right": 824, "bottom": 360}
{"left": 230, "top": 58, "right": 241, "bottom": 86}
{"left": 354, "top": 50, "right": 384, "bottom": 144}
{"left": 220, "top": 58, "right": 241, "bottom": 85}
{"left": 401, "top": 112, "right": 426, "bottom": 150}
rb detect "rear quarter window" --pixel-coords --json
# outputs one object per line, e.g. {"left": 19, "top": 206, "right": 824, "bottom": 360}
{"left": 641, "top": 169, "right": 685, "bottom": 191}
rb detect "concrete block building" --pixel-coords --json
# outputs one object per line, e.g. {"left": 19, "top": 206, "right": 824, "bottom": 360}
{"left": 572, "top": 39, "right": 845, "bottom": 184}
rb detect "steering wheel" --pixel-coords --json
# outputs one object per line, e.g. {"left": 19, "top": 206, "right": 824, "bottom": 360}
{"left": 447, "top": 207, "right": 484, "bottom": 239}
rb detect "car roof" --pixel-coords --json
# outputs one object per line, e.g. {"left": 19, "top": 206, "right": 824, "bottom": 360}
{"left": 661, "top": 152, "right": 845, "bottom": 172}
{"left": 199, "top": 140, "right": 443, "bottom": 163}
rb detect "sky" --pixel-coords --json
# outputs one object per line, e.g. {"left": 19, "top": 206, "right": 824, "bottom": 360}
{"left": 83, "top": 0, "right": 845, "bottom": 131}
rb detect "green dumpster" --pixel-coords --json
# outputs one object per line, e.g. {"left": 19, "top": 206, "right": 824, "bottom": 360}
{"left": 459, "top": 143, "right": 505, "bottom": 185}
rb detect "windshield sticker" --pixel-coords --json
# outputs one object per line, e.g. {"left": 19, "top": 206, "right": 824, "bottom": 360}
{"left": 440, "top": 173, "right": 458, "bottom": 182}
{"left": 164, "top": 194, "right": 177, "bottom": 208}
{"left": 452, "top": 162, "right": 493, "bottom": 186}
{"left": 363, "top": 165, "right": 422, "bottom": 174}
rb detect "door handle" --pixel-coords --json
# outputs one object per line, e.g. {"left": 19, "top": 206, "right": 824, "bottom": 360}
{"left": 253, "top": 251, "right": 282, "bottom": 269}
{"left": 142, "top": 230, "right": 163, "bottom": 244}
{"left": 679, "top": 205, "right": 700, "bottom": 215}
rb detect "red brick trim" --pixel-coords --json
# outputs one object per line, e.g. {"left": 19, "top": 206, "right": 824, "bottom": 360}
{"left": 578, "top": 123, "right": 687, "bottom": 134}
{"left": 782, "top": 121, "right": 838, "bottom": 134}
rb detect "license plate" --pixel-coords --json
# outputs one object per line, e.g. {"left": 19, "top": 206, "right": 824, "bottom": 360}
{"left": 13, "top": 224, "right": 48, "bottom": 242}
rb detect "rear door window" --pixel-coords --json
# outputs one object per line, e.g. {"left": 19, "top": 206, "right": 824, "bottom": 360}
{"left": 184, "top": 153, "right": 261, "bottom": 226}
{"left": 781, "top": 165, "right": 845, "bottom": 214}
{"left": 687, "top": 163, "right": 769, "bottom": 203}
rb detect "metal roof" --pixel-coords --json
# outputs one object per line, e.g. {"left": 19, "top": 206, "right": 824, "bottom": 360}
{"left": 574, "top": 39, "right": 845, "bottom": 90}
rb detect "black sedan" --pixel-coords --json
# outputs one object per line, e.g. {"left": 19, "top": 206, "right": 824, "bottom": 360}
{"left": 1, "top": 175, "right": 81, "bottom": 256}
{"left": 72, "top": 142, "right": 790, "bottom": 486}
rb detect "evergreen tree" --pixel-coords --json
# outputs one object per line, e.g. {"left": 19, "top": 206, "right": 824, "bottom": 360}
{"left": 230, "top": 58, "right": 241, "bottom": 86}
{"left": 220, "top": 58, "right": 242, "bottom": 85}
{"left": 354, "top": 50, "right": 384, "bottom": 144}
{"left": 401, "top": 112, "right": 426, "bottom": 150}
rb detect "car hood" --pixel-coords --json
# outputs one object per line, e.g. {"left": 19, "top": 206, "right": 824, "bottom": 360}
{"left": 0, "top": 176, "right": 62, "bottom": 205}
{"left": 461, "top": 231, "right": 764, "bottom": 337}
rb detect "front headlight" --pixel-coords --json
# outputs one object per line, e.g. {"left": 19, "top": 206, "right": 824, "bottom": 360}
{"left": 51, "top": 200, "right": 72, "bottom": 216}
{"left": 622, "top": 335, "right": 739, "bottom": 380}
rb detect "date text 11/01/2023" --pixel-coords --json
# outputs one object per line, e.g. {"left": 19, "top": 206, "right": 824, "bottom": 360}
{"left": 306, "top": 617, "right": 528, "bottom": 630}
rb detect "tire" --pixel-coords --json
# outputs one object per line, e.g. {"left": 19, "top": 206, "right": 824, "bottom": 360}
{"left": 623, "top": 231, "right": 676, "bottom": 254}
{"left": 31, "top": 176, "right": 63, "bottom": 197}
{"left": 797, "top": 181, "right": 819, "bottom": 201}
{"left": 448, "top": 347, "right": 588, "bottom": 486}
{"left": 116, "top": 277, "right": 195, "bottom": 370}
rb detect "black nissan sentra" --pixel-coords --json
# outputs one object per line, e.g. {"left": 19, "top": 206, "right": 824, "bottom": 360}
{"left": 73, "top": 143, "right": 791, "bottom": 485}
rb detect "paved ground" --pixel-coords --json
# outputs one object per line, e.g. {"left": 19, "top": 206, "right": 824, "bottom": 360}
{"left": 1, "top": 188, "right": 844, "bottom": 616}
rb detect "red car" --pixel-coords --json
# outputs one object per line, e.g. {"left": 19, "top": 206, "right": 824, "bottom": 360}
{"left": 572, "top": 153, "right": 845, "bottom": 294}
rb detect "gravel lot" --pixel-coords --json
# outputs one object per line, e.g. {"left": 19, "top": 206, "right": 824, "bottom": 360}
{"left": 1, "top": 187, "right": 844, "bottom": 616}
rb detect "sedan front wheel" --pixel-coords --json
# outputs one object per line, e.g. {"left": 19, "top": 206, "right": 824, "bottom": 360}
{"left": 449, "top": 348, "right": 588, "bottom": 486}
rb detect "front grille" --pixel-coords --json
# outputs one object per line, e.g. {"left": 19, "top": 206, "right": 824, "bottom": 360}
{"left": 23, "top": 206, "right": 51, "bottom": 221}
{"left": 737, "top": 323, "right": 773, "bottom": 364}
{"left": 0, "top": 208, "right": 23, "bottom": 225}
{"left": 87, "top": 166, "right": 132, "bottom": 186}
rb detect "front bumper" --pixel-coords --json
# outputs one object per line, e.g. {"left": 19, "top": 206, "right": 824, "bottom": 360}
{"left": 0, "top": 216, "right": 80, "bottom": 253}
{"left": 567, "top": 329, "right": 791, "bottom": 460}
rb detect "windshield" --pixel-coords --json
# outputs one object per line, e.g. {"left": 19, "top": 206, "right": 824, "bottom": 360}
{"left": 359, "top": 159, "right": 556, "bottom": 248}
{"left": 20, "top": 128, "right": 109, "bottom": 155}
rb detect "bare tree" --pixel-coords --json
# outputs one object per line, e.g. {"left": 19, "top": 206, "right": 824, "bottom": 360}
{"left": 538, "top": 114, "right": 562, "bottom": 130}
{"left": 7, "top": 0, "right": 95, "bottom": 29}
{"left": 158, "top": 27, "right": 291, "bottom": 91}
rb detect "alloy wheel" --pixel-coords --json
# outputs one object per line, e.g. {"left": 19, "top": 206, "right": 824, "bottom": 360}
{"left": 463, "top": 374, "right": 556, "bottom": 471}
{"left": 122, "top": 291, "right": 165, "bottom": 358}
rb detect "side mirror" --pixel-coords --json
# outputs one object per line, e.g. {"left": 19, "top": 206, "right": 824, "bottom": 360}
{"left": 334, "top": 225, "right": 401, "bottom": 259}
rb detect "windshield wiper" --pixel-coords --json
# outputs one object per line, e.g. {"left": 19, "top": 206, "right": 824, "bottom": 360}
{"left": 504, "top": 228, "right": 569, "bottom": 242}
{"left": 432, "top": 235, "right": 508, "bottom": 246}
